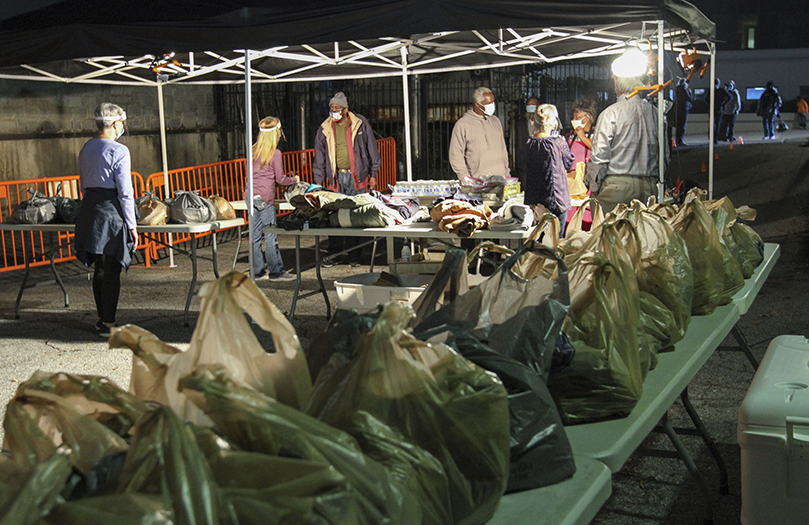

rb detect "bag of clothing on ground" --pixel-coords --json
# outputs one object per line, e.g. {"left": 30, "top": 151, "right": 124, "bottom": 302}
{"left": 135, "top": 191, "right": 169, "bottom": 226}
{"left": 169, "top": 190, "right": 216, "bottom": 224}
{"left": 305, "top": 302, "right": 511, "bottom": 524}
{"left": 11, "top": 188, "right": 56, "bottom": 224}
{"left": 53, "top": 183, "right": 81, "bottom": 224}
{"left": 209, "top": 194, "right": 236, "bottom": 220}
{"left": 668, "top": 190, "right": 725, "bottom": 316}
{"left": 548, "top": 221, "right": 645, "bottom": 424}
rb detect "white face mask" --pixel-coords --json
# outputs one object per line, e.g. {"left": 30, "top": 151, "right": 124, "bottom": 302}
{"left": 330, "top": 110, "right": 343, "bottom": 121}
{"left": 526, "top": 105, "right": 537, "bottom": 114}
{"left": 571, "top": 119, "right": 584, "bottom": 129}
{"left": 483, "top": 102, "right": 496, "bottom": 116}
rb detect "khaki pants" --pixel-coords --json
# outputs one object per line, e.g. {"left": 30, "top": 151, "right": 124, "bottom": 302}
{"left": 593, "top": 175, "right": 657, "bottom": 213}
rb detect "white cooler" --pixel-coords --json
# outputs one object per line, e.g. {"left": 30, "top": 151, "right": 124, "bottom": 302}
{"left": 738, "top": 335, "right": 809, "bottom": 525}
{"left": 334, "top": 273, "right": 432, "bottom": 313}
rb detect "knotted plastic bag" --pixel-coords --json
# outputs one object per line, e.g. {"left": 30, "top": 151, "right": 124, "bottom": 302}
{"left": 169, "top": 190, "right": 216, "bottom": 224}
{"left": 135, "top": 192, "right": 169, "bottom": 226}
{"left": 11, "top": 188, "right": 56, "bottom": 224}
{"left": 209, "top": 194, "right": 236, "bottom": 220}
{"left": 305, "top": 302, "right": 511, "bottom": 524}
{"left": 110, "top": 271, "right": 312, "bottom": 425}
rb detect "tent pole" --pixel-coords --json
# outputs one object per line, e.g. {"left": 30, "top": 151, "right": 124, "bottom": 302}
{"left": 156, "top": 79, "right": 175, "bottom": 268}
{"left": 245, "top": 50, "right": 255, "bottom": 278}
{"left": 657, "top": 20, "right": 665, "bottom": 202}
{"left": 401, "top": 46, "right": 413, "bottom": 183}
{"left": 708, "top": 42, "right": 716, "bottom": 199}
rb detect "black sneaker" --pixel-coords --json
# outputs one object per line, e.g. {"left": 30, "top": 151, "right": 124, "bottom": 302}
{"left": 98, "top": 322, "right": 117, "bottom": 338}
{"left": 349, "top": 260, "right": 362, "bottom": 268}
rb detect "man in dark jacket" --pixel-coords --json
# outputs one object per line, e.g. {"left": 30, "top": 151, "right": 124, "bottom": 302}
{"left": 674, "top": 78, "right": 692, "bottom": 147}
{"left": 712, "top": 78, "right": 730, "bottom": 143}
{"left": 757, "top": 81, "right": 782, "bottom": 140}
{"left": 313, "top": 91, "right": 381, "bottom": 266}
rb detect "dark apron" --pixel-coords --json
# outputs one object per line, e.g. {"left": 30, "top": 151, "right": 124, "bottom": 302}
{"left": 74, "top": 187, "right": 134, "bottom": 269}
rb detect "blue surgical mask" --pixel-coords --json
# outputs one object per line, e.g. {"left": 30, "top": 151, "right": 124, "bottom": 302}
{"left": 483, "top": 102, "right": 496, "bottom": 116}
{"left": 526, "top": 105, "right": 537, "bottom": 114}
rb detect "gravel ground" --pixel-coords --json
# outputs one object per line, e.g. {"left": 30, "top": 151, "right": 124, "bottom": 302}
{"left": 1, "top": 134, "right": 808, "bottom": 524}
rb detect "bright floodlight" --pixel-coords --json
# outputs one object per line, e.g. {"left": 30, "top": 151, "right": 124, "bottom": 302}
{"left": 611, "top": 48, "right": 647, "bottom": 77}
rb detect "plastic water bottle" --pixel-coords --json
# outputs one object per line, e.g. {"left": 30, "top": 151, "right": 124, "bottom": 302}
{"left": 401, "top": 240, "right": 411, "bottom": 262}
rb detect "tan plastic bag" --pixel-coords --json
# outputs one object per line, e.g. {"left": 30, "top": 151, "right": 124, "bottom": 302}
{"left": 704, "top": 197, "right": 745, "bottom": 303}
{"left": 135, "top": 192, "right": 168, "bottom": 226}
{"left": 110, "top": 271, "right": 312, "bottom": 425}
{"left": 209, "top": 194, "right": 236, "bottom": 220}
{"left": 567, "top": 162, "right": 589, "bottom": 201}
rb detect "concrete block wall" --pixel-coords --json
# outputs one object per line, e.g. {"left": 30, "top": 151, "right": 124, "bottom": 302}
{"left": 0, "top": 80, "right": 222, "bottom": 183}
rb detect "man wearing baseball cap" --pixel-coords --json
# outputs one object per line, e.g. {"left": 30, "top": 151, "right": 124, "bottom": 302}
{"left": 313, "top": 91, "right": 381, "bottom": 267}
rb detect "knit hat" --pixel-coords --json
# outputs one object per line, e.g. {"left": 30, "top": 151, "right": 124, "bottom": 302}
{"left": 329, "top": 92, "right": 349, "bottom": 108}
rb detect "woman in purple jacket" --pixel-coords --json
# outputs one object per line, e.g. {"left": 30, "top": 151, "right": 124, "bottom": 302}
{"left": 522, "top": 104, "right": 575, "bottom": 236}
{"left": 246, "top": 116, "right": 299, "bottom": 281}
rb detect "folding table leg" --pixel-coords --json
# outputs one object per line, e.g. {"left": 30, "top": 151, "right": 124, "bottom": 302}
{"left": 211, "top": 231, "right": 220, "bottom": 279}
{"left": 232, "top": 224, "right": 243, "bottom": 270}
{"left": 184, "top": 237, "right": 198, "bottom": 327}
{"left": 659, "top": 412, "right": 714, "bottom": 525}
{"left": 315, "top": 235, "right": 330, "bottom": 319}
{"left": 289, "top": 236, "right": 302, "bottom": 321}
{"left": 48, "top": 232, "right": 69, "bottom": 307}
{"left": 731, "top": 325, "right": 759, "bottom": 370}
{"left": 15, "top": 252, "right": 31, "bottom": 319}
{"left": 370, "top": 237, "right": 379, "bottom": 273}
{"left": 680, "top": 387, "right": 729, "bottom": 495}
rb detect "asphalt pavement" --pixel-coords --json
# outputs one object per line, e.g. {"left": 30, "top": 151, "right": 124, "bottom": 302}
{"left": 1, "top": 132, "right": 809, "bottom": 524}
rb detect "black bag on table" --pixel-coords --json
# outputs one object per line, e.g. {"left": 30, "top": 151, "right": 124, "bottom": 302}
{"left": 11, "top": 188, "right": 57, "bottom": 224}
{"left": 53, "top": 183, "right": 82, "bottom": 224}
{"left": 411, "top": 245, "right": 576, "bottom": 493}
{"left": 169, "top": 190, "right": 216, "bottom": 224}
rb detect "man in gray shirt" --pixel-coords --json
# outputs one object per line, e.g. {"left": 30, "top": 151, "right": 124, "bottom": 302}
{"left": 585, "top": 74, "right": 659, "bottom": 212}
{"left": 449, "top": 87, "right": 510, "bottom": 180}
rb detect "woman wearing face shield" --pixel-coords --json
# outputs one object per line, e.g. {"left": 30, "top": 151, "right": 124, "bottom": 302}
{"left": 246, "top": 116, "right": 299, "bottom": 281}
{"left": 522, "top": 104, "right": 575, "bottom": 237}
{"left": 73, "top": 103, "right": 137, "bottom": 337}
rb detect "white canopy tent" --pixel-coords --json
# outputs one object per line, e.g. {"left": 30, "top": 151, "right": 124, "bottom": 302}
{"left": 0, "top": 1, "right": 716, "bottom": 275}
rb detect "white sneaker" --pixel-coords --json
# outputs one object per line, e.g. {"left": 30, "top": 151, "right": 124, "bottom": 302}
{"left": 267, "top": 272, "right": 296, "bottom": 282}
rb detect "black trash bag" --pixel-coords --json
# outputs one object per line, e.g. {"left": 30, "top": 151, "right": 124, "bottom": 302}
{"left": 414, "top": 325, "right": 576, "bottom": 493}
{"left": 169, "top": 190, "right": 216, "bottom": 224}
{"left": 277, "top": 210, "right": 308, "bottom": 231}
{"left": 53, "top": 184, "right": 82, "bottom": 224}
{"left": 411, "top": 245, "right": 576, "bottom": 493}
{"left": 11, "top": 188, "right": 56, "bottom": 224}
{"left": 415, "top": 243, "right": 570, "bottom": 380}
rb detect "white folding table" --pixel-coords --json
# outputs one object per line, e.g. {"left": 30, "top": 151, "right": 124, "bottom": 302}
{"left": 0, "top": 218, "right": 244, "bottom": 326}
{"left": 263, "top": 223, "right": 533, "bottom": 320}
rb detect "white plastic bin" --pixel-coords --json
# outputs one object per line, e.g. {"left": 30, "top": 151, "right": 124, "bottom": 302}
{"left": 738, "top": 335, "right": 809, "bottom": 525}
{"left": 334, "top": 273, "right": 432, "bottom": 313}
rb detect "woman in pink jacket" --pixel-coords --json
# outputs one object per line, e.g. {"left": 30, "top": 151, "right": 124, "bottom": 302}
{"left": 245, "top": 116, "right": 299, "bottom": 281}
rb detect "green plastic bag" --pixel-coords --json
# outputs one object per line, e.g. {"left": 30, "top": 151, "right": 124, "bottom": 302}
{"left": 549, "top": 222, "right": 644, "bottom": 423}
{"left": 305, "top": 302, "right": 511, "bottom": 525}
{"left": 41, "top": 494, "right": 172, "bottom": 525}
{"left": 730, "top": 221, "right": 765, "bottom": 277}
{"left": 0, "top": 448, "right": 73, "bottom": 525}
{"left": 669, "top": 191, "right": 725, "bottom": 316}
{"left": 179, "top": 365, "right": 421, "bottom": 525}
{"left": 704, "top": 197, "right": 745, "bottom": 303}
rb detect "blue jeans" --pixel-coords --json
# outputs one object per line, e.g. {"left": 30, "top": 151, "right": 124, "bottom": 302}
{"left": 762, "top": 115, "right": 775, "bottom": 138}
{"left": 252, "top": 197, "right": 285, "bottom": 277}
